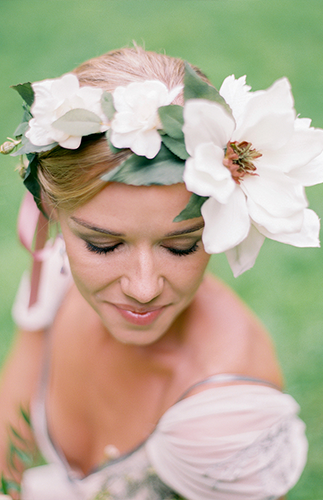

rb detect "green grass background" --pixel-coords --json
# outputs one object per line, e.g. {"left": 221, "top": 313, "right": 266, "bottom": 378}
{"left": 0, "top": 0, "right": 322, "bottom": 497}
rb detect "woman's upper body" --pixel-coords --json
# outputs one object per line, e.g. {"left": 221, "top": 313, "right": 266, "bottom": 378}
{"left": 2, "top": 261, "right": 307, "bottom": 500}
{"left": 1, "top": 234, "right": 306, "bottom": 500}
{"left": 42, "top": 180, "right": 284, "bottom": 476}
{"left": 1, "top": 44, "right": 322, "bottom": 499}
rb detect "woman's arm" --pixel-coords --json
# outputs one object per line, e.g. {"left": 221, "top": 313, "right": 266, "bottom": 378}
{"left": 0, "top": 232, "right": 72, "bottom": 489}
{"left": 0, "top": 328, "right": 45, "bottom": 481}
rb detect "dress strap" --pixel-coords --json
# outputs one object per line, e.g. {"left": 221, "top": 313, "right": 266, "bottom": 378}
{"left": 178, "top": 373, "right": 281, "bottom": 402}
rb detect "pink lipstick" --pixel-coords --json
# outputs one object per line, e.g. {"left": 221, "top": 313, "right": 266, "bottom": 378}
{"left": 113, "top": 305, "right": 164, "bottom": 326}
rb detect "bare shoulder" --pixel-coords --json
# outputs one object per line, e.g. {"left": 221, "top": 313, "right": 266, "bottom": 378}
{"left": 191, "top": 274, "right": 283, "bottom": 388}
{"left": 51, "top": 283, "right": 101, "bottom": 359}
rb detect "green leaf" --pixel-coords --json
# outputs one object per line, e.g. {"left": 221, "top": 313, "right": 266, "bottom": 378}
{"left": 9, "top": 444, "right": 33, "bottom": 467}
{"left": 52, "top": 108, "right": 103, "bottom": 136}
{"left": 20, "top": 406, "right": 31, "bottom": 427}
{"left": 4, "top": 480, "right": 20, "bottom": 493}
{"left": 158, "top": 105, "right": 184, "bottom": 139}
{"left": 101, "top": 143, "right": 185, "bottom": 186}
{"left": 0, "top": 474, "right": 20, "bottom": 495}
{"left": 9, "top": 425, "right": 26, "bottom": 444}
{"left": 14, "top": 119, "right": 29, "bottom": 138}
{"left": 1, "top": 474, "right": 8, "bottom": 494}
{"left": 173, "top": 193, "right": 208, "bottom": 222}
{"left": 11, "top": 82, "right": 34, "bottom": 106}
{"left": 101, "top": 91, "right": 115, "bottom": 120}
{"left": 20, "top": 155, "right": 48, "bottom": 217}
{"left": 14, "top": 105, "right": 33, "bottom": 137}
{"left": 184, "top": 62, "right": 232, "bottom": 116}
{"left": 23, "top": 154, "right": 42, "bottom": 207}
{"left": 161, "top": 134, "right": 189, "bottom": 160}
{"left": 11, "top": 136, "right": 57, "bottom": 156}
{"left": 8, "top": 442, "right": 19, "bottom": 471}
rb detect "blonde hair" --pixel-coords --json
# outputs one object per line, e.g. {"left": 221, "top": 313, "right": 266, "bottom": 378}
{"left": 38, "top": 46, "right": 208, "bottom": 211}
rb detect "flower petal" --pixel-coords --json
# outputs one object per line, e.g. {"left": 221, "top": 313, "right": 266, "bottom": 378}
{"left": 256, "top": 209, "right": 320, "bottom": 247}
{"left": 121, "top": 80, "right": 168, "bottom": 109}
{"left": 77, "top": 86, "right": 106, "bottom": 121}
{"left": 113, "top": 86, "right": 128, "bottom": 112}
{"left": 77, "top": 85, "right": 104, "bottom": 104}
{"left": 234, "top": 78, "right": 295, "bottom": 150}
{"left": 58, "top": 135, "right": 82, "bottom": 149}
{"left": 31, "top": 79, "right": 56, "bottom": 111}
{"left": 242, "top": 78, "right": 294, "bottom": 122}
{"left": 112, "top": 112, "right": 142, "bottom": 134}
{"left": 219, "top": 75, "right": 252, "bottom": 121}
{"left": 248, "top": 200, "right": 304, "bottom": 235}
{"left": 225, "top": 225, "right": 265, "bottom": 277}
{"left": 287, "top": 151, "right": 323, "bottom": 186}
{"left": 183, "top": 99, "right": 235, "bottom": 155}
{"left": 51, "top": 74, "right": 80, "bottom": 100}
{"left": 201, "top": 188, "right": 250, "bottom": 254}
{"left": 234, "top": 111, "right": 295, "bottom": 151}
{"left": 131, "top": 129, "right": 162, "bottom": 158}
{"left": 110, "top": 80, "right": 175, "bottom": 158}
{"left": 260, "top": 127, "right": 323, "bottom": 173}
{"left": 25, "top": 119, "right": 55, "bottom": 146}
{"left": 27, "top": 74, "right": 105, "bottom": 149}
{"left": 242, "top": 167, "right": 307, "bottom": 220}
{"left": 183, "top": 142, "right": 235, "bottom": 202}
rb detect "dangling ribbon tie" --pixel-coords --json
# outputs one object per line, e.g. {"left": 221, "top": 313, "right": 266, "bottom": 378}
{"left": 17, "top": 192, "right": 50, "bottom": 307}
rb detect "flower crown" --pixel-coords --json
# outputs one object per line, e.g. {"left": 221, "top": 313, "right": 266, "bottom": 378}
{"left": 2, "top": 63, "right": 323, "bottom": 277}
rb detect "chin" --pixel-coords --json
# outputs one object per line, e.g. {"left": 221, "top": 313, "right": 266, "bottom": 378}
{"left": 109, "top": 328, "right": 166, "bottom": 346}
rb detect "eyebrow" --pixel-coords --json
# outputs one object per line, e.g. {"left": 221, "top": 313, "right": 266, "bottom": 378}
{"left": 165, "top": 222, "right": 204, "bottom": 237}
{"left": 70, "top": 216, "right": 125, "bottom": 236}
{"left": 70, "top": 216, "right": 204, "bottom": 238}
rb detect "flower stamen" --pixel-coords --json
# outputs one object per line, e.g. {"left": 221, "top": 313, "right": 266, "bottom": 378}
{"left": 223, "top": 141, "right": 262, "bottom": 184}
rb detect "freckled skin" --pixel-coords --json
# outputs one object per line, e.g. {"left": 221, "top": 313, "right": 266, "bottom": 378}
{"left": 58, "top": 182, "right": 211, "bottom": 346}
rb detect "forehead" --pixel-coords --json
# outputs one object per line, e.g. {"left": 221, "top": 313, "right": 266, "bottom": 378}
{"left": 69, "top": 182, "right": 198, "bottom": 233}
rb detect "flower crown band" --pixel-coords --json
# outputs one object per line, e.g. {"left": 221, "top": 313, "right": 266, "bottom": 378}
{"left": 2, "top": 63, "right": 323, "bottom": 276}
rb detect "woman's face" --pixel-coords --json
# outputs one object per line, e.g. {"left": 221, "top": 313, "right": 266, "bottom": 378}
{"left": 58, "top": 182, "right": 210, "bottom": 346}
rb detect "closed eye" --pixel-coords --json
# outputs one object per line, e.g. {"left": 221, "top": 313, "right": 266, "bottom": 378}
{"left": 163, "top": 242, "right": 199, "bottom": 256}
{"left": 84, "top": 241, "right": 200, "bottom": 256}
{"left": 85, "top": 241, "right": 122, "bottom": 254}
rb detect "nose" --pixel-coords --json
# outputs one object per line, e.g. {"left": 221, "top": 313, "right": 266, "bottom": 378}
{"left": 120, "top": 248, "right": 164, "bottom": 304}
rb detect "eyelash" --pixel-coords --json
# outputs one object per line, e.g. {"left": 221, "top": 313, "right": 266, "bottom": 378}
{"left": 84, "top": 241, "right": 199, "bottom": 257}
{"left": 164, "top": 242, "right": 199, "bottom": 256}
{"left": 85, "top": 241, "right": 121, "bottom": 254}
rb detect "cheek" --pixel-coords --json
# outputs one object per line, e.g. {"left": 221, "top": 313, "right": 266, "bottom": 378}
{"left": 171, "top": 253, "right": 210, "bottom": 294}
{"left": 63, "top": 238, "right": 113, "bottom": 294}
{"left": 68, "top": 256, "right": 119, "bottom": 294}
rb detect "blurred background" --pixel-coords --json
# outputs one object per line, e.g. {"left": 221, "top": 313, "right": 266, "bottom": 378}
{"left": 0, "top": 0, "right": 322, "bottom": 496}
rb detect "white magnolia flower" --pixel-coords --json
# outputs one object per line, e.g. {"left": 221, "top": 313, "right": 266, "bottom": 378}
{"left": 26, "top": 74, "right": 109, "bottom": 149}
{"left": 183, "top": 76, "right": 323, "bottom": 276}
{"left": 110, "top": 80, "right": 183, "bottom": 159}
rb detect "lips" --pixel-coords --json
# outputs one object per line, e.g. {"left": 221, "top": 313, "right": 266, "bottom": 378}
{"left": 112, "top": 304, "right": 165, "bottom": 326}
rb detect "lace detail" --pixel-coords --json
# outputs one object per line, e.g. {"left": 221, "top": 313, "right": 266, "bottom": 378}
{"left": 90, "top": 466, "right": 182, "bottom": 500}
{"left": 204, "top": 416, "right": 300, "bottom": 497}
{"left": 21, "top": 447, "right": 185, "bottom": 500}
{"left": 90, "top": 467, "right": 174, "bottom": 500}
{"left": 77, "top": 446, "right": 178, "bottom": 500}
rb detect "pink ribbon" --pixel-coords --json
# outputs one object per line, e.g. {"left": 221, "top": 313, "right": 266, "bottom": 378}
{"left": 17, "top": 192, "right": 49, "bottom": 306}
{"left": 17, "top": 191, "right": 49, "bottom": 260}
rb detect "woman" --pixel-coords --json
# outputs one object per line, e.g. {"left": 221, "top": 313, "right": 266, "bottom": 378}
{"left": 1, "top": 45, "right": 322, "bottom": 500}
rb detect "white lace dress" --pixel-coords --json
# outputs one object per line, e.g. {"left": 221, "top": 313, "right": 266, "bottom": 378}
{"left": 21, "top": 374, "right": 307, "bottom": 500}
